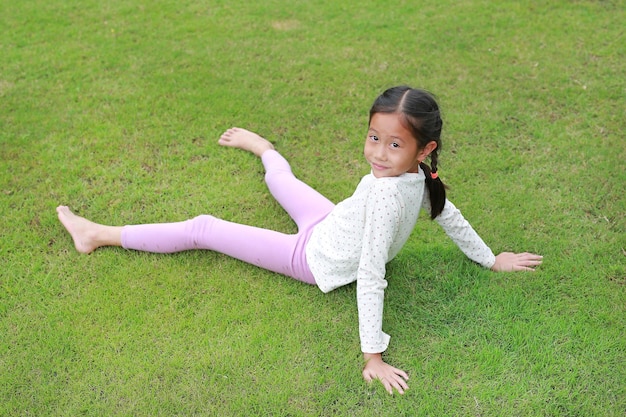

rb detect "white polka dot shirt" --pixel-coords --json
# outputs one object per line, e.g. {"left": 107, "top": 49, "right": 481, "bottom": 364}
{"left": 306, "top": 170, "right": 496, "bottom": 353}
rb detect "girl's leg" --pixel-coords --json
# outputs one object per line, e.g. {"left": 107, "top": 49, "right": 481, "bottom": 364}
{"left": 261, "top": 150, "right": 335, "bottom": 229}
{"left": 121, "top": 215, "right": 314, "bottom": 283}
{"left": 219, "top": 128, "right": 335, "bottom": 229}
{"left": 57, "top": 207, "right": 315, "bottom": 283}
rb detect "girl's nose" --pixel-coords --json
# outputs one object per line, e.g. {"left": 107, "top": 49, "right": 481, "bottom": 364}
{"left": 375, "top": 146, "right": 387, "bottom": 160}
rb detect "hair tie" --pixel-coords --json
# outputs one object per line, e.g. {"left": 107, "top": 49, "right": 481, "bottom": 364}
{"left": 430, "top": 171, "right": 439, "bottom": 180}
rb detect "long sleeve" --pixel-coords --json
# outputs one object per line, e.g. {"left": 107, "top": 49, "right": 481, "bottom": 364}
{"left": 425, "top": 197, "right": 496, "bottom": 268}
{"left": 306, "top": 173, "right": 424, "bottom": 351}
{"left": 356, "top": 181, "right": 402, "bottom": 353}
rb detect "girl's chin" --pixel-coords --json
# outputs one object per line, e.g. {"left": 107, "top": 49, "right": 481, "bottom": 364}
{"left": 371, "top": 170, "right": 391, "bottom": 178}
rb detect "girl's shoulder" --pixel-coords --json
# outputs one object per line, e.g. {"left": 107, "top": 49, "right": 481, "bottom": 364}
{"left": 353, "top": 173, "right": 424, "bottom": 200}
{"left": 369, "top": 172, "right": 424, "bottom": 189}
{"left": 363, "top": 173, "right": 423, "bottom": 197}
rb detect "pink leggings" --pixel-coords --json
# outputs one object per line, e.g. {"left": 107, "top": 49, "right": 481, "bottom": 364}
{"left": 120, "top": 150, "right": 334, "bottom": 285}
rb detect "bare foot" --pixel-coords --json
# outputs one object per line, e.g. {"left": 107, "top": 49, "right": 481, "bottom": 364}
{"left": 218, "top": 127, "right": 275, "bottom": 157}
{"left": 56, "top": 206, "right": 121, "bottom": 253}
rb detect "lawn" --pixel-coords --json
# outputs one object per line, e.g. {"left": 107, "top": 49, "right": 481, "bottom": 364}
{"left": 1, "top": 0, "right": 624, "bottom": 415}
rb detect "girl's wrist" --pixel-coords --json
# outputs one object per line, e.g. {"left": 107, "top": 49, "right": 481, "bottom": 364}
{"left": 363, "top": 352, "right": 383, "bottom": 362}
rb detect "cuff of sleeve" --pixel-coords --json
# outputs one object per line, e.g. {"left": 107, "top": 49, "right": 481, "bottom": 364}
{"left": 361, "top": 332, "right": 391, "bottom": 354}
{"left": 483, "top": 253, "right": 497, "bottom": 269}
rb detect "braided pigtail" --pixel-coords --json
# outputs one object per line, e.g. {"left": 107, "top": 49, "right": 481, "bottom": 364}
{"left": 420, "top": 150, "right": 446, "bottom": 219}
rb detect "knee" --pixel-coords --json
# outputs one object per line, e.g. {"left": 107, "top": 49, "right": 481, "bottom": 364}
{"left": 184, "top": 215, "right": 217, "bottom": 249}
{"left": 189, "top": 214, "right": 215, "bottom": 226}
{"left": 187, "top": 214, "right": 216, "bottom": 234}
{"left": 192, "top": 214, "right": 214, "bottom": 222}
{"left": 265, "top": 166, "right": 293, "bottom": 184}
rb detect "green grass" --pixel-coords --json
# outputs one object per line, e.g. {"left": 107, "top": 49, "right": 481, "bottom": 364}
{"left": 1, "top": 0, "right": 625, "bottom": 415}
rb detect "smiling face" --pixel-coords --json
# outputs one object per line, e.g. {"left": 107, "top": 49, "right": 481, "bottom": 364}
{"left": 364, "top": 112, "right": 426, "bottom": 178}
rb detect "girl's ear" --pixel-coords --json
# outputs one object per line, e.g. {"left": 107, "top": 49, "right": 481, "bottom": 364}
{"left": 419, "top": 141, "right": 438, "bottom": 160}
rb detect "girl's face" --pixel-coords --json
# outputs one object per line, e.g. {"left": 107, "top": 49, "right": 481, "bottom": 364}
{"left": 364, "top": 112, "right": 427, "bottom": 178}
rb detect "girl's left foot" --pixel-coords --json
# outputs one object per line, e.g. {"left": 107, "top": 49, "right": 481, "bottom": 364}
{"left": 56, "top": 206, "right": 121, "bottom": 253}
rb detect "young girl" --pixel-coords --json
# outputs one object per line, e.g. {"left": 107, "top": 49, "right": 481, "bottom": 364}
{"left": 57, "top": 86, "right": 542, "bottom": 395}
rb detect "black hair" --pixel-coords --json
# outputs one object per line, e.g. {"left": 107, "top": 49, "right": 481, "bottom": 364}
{"left": 369, "top": 86, "right": 446, "bottom": 219}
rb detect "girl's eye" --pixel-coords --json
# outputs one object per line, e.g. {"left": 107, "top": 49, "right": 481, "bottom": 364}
{"left": 370, "top": 135, "right": 379, "bottom": 142}
{"left": 391, "top": 142, "right": 400, "bottom": 148}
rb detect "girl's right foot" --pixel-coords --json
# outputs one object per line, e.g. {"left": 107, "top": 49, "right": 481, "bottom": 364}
{"left": 218, "top": 127, "right": 275, "bottom": 157}
{"left": 56, "top": 206, "right": 122, "bottom": 253}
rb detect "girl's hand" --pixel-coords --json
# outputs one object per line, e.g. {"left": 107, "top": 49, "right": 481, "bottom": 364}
{"left": 491, "top": 252, "right": 543, "bottom": 272}
{"left": 362, "top": 353, "right": 409, "bottom": 395}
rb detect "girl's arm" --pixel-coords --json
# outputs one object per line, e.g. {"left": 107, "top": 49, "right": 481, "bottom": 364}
{"left": 430, "top": 199, "right": 496, "bottom": 267}
{"left": 428, "top": 199, "right": 542, "bottom": 271}
{"left": 356, "top": 181, "right": 410, "bottom": 394}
